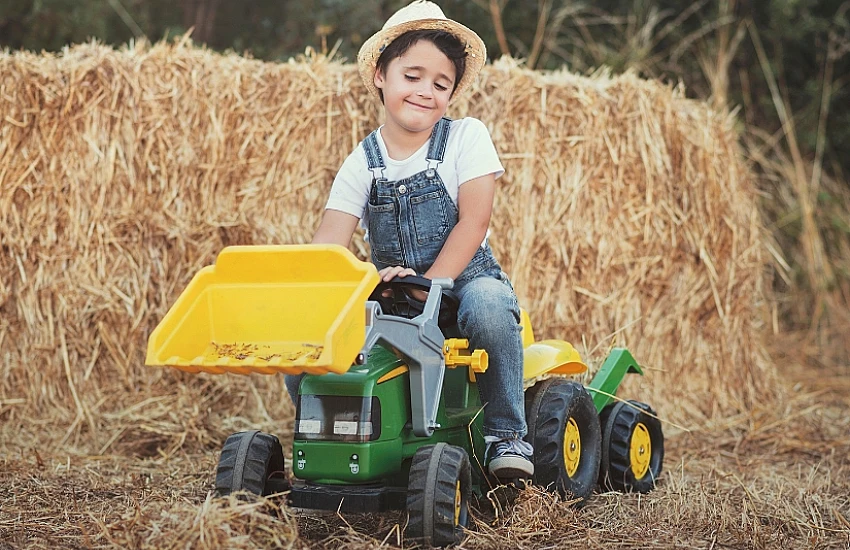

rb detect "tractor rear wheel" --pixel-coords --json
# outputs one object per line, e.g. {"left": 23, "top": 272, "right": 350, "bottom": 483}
{"left": 214, "top": 430, "right": 287, "bottom": 498}
{"left": 598, "top": 400, "right": 664, "bottom": 493}
{"left": 406, "top": 443, "right": 471, "bottom": 547}
{"left": 525, "top": 378, "right": 601, "bottom": 503}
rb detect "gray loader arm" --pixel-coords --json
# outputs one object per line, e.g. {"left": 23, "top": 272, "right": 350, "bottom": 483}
{"left": 360, "top": 278, "right": 453, "bottom": 437}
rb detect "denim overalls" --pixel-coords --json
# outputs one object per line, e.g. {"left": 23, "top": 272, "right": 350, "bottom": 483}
{"left": 287, "top": 118, "right": 528, "bottom": 441}
{"left": 363, "top": 117, "right": 499, "bottom": 282}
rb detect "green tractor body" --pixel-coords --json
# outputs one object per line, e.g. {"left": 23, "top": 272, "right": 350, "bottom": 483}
{"left": 289, "top": 346, "right": 489, "bottom": 511}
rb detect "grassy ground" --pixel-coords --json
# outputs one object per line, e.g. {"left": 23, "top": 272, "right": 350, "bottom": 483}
{"left": 2, "top": 368, "right": 848, "bottom": 550}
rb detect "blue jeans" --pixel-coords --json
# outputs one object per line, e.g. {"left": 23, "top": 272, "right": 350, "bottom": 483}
{"left": 285, "top": 266, "right": 528, "bottom": 440}
{"left": 454, "top": 267, "right": 527, "bottom": 439}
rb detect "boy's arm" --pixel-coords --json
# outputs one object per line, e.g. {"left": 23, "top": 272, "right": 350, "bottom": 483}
{"left": 311, "top": 209, "right": 360, "bottom": 246}
{"left": 423, "top": 173, "right": 495, "bottom": 280}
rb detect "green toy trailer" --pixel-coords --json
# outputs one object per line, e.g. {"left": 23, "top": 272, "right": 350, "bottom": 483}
{"left": 146, "top": 245, "right": 663, "bottom": 547}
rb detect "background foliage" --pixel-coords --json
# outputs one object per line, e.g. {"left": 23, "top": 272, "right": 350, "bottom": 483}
{"left": 2, "top": 0, "right": 848, "bottom": 361}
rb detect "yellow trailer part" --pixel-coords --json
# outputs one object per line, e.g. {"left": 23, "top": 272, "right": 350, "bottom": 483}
{"left": 523, "top": 340, "right": 588, "bottom": 378}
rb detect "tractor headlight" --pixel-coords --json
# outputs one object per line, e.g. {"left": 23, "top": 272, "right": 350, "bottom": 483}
{"left": 295, "top": 395, "right": 381, "bottom": 442}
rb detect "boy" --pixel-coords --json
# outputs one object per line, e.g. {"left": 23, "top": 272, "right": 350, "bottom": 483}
{"left": 286, "top": 0, "right": 533, "bottom": 479}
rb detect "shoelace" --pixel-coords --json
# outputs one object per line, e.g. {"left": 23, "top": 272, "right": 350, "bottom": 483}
{"left": 484, "top": 436, "right": 534, "bottom": 458}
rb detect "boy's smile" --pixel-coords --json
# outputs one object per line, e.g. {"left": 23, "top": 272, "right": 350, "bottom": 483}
{"left": 374, "top": 40, "right": 456, "bottom": 151}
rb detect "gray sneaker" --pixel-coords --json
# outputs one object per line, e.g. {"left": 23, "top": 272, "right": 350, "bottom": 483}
{"left": 486, "top": 437, "right": 534, "bottom": 478}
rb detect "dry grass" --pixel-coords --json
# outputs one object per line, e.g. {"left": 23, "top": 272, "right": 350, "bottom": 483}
{"left": 2, "top": 381, "right": 848, "bottom": 548}
{"left": 0, "top": 39, "right": 839, "bottom": 549}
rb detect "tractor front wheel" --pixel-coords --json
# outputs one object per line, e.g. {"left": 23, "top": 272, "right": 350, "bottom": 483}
{"left": 214, "top": 430, "right": 287, "bottom": 498}
{"left": 525, "top": 378, "right": 601, "bottom": 503}
{"left": 598, "top": 400, "right": 664, "bottom": 493}
{"left": 406, "top": 443, "right": 471, "bottom": 547}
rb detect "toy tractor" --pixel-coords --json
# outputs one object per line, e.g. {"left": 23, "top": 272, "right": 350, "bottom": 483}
{"left": 146, "top": 244, "right": 664, "bottom": 547}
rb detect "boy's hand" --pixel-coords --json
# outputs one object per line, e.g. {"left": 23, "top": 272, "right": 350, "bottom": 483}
{"left": 378, "top": 266, "right": 417, "bottom": 282}
{"left": 377, "top": 266, "right": 428, "bottom": 302}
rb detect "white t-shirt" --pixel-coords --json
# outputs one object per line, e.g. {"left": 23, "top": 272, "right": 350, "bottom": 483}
{"left": 326, "top": 117, "right": 505, "bottom": 241}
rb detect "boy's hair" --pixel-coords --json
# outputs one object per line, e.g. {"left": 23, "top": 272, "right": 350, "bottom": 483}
{"left": 374, "top": 29, "right": 467, "bottom": 103}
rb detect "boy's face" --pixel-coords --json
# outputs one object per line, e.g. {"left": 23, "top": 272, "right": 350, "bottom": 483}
{"left": 374, "top": 39, "right": 455, "bottom": 136}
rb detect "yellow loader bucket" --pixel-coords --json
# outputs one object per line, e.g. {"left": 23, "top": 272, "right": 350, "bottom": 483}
{"left": 145, "top": 245, "right": 379, "bottom": 376}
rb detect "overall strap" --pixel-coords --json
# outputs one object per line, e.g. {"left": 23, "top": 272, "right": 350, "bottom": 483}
{"left": 363, "top": 131, "right": 387, "bottom": 182}
{"left": 425, "top": 117, "right": 452, "bottom": 172}
{"left": 363, "top": 118, "right": 452, "bottom": 180}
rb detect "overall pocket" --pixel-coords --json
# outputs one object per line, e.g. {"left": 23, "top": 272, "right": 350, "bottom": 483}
{"left": 411, "top": 189, "right": 454, "bottom": 245}
{"left": 367, "top": 201, "right": 403, "bottom": 266}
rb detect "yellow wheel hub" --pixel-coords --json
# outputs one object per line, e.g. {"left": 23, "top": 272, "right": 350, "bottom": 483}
{"left": 454, "top": 481, "right": 462, "bottom": 525}
{"left": 563, "top": 417, "right": 581, "bottom": 477}
{"left": 630, "top": 422, "right": 651, "bottom": 479}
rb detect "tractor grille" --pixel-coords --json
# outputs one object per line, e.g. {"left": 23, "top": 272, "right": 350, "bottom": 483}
{"left": 295, "top": 395, "right": 381, "bottom": 442}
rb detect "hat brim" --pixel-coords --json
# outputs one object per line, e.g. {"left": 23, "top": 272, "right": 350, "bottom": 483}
{"left": 357, "top": 18, "right": 486, "bottom": 104}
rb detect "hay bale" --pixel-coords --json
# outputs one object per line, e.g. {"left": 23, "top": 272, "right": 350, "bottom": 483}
{"left": 0, "top": 40, "right": 777, "bottom": 452}
{"left": 460, "top": 59, "right": 778, "bottom": 423}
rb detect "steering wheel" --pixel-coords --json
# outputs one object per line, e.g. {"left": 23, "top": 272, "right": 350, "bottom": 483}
{"left": 368, "top": 275, "right": 460, "bottom": 330}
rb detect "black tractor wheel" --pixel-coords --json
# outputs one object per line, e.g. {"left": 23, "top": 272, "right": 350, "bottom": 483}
{"left": 525, "top": 378, "right": 601, "bottom": 503}
{"left": 598, "top": 400, "right": 664, "bottom": 493}
{"left": 406, "top": 442, "right": 471, "bottom": 547}
{"left": 214, "top": 430, "right": 287, "bottom": 498}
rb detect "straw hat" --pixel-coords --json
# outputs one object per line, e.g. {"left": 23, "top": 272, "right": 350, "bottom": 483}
{"left": 357, "top": 0, "right": 486, "bottom": 103}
